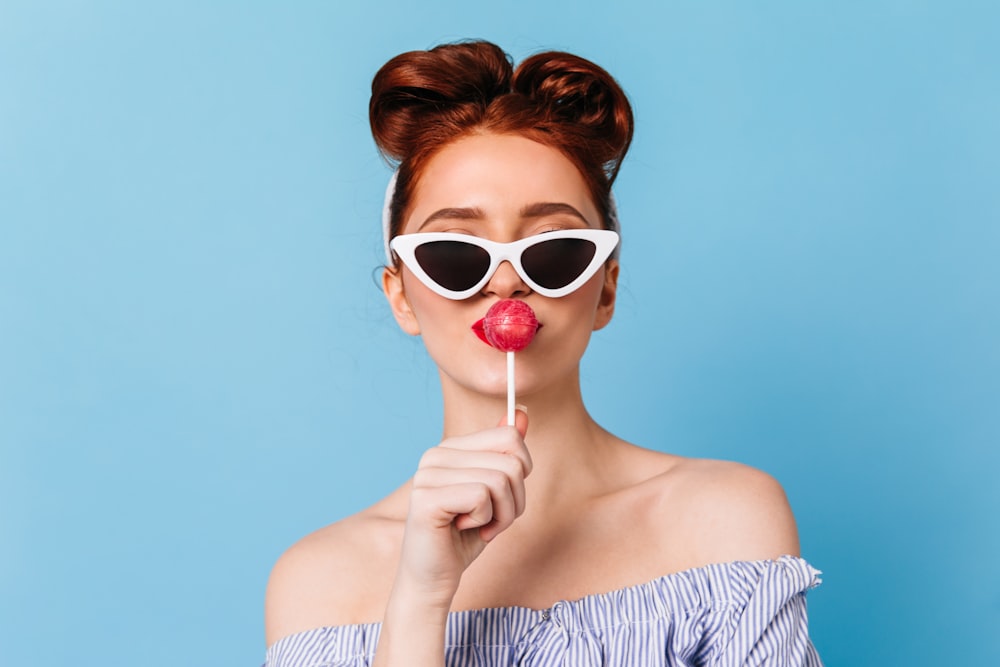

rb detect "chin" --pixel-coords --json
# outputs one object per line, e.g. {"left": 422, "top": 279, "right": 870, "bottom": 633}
{"left": 430, "top": 333, "right": 583, "bottom": 400}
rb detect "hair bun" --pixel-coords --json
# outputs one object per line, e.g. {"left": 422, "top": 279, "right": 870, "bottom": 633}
{"left": 512, "top": 52, "right": 633, "bottom": 181}
{"left": 370, "top": 41, "right": 513, "bottom": 163}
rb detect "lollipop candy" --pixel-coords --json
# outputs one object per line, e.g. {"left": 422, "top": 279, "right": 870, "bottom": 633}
{"left": 480, "top": 299, "right": 540, "bottom": 425}
{"left": 483, "top": 299, "right": 539, "bottom": 352}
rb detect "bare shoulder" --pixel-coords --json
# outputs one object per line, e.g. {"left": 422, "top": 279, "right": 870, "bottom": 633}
{"left": 264, "top": 506, "right": 402, "bottom": 647}
{"left": 650, "top": 457, "right": 801, "bottom": 565}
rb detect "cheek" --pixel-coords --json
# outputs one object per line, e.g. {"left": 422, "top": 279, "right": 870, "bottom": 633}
{"left": 401, "top": 272, "right": 447, "bottom": 320}
{"left": 532, "top": 275, "right": 607, "bottom": 352}
{"left": 565, "top": 271, "right": 607, "bottom": 323}
{"left": 401, "top": 273, "right": 478, "bottom": 347}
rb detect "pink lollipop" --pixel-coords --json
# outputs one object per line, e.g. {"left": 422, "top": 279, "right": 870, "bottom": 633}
{"left": 481, "top": 299, "right": 540, "bottom": 425}
{"left": 483, "top": 299, "right": 539, "bottom": 352}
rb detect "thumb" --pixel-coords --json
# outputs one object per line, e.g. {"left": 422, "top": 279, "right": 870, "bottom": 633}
{"left": 497, "top": 406, "right": 529, "bottom": 438}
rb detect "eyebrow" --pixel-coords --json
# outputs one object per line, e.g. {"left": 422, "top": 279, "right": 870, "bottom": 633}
{"left": 418, "top": 207, "right": 484, "bottom": 231}
{"left": 519, "top": 202, "right": 590, "bottom": 224}
{"left": 418, "top": 202, "right": 589, "bottom": 230}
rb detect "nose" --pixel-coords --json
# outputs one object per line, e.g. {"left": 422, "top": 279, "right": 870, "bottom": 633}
{"left": 483, "top": 260, "right": 530, "bottom": 298}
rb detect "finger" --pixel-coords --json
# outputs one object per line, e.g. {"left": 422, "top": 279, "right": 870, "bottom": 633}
{"left": 429, "top": 429, "right": 532, "bottom": 480}
{"left": 409, "top": 483, "right": 494, "bottom": 531}
{"left": 414, "top": 466, "right": 521, "bottom": 527}
{"left": 416, "top": 450, "right": 527, "bottom": 515}
{"left": 496, "top": 407, "right": 529, "bottom": 439}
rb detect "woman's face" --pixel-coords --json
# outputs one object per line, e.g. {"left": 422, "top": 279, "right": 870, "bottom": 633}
{"left": 383, "top": 133, "right": 618, "bottom": 401}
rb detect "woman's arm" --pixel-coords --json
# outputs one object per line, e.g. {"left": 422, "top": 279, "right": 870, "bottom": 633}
{"left": 372, "top": 410, "right": 531, "bottom": 666}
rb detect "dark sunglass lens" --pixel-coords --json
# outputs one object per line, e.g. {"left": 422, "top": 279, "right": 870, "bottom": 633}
{"left": 521, "top": 238, "right": 597, "bottom": 289}
{"left": 414, "top": 241, "right": 491, "bottom": 291}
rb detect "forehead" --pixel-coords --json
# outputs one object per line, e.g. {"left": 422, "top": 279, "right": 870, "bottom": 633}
{"left": 404, "top": 133, "right": 599, "bottom": 231}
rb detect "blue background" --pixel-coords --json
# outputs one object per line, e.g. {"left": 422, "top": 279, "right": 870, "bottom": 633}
{"left": 2, "top": 1, "right": 997, "bottom": 665}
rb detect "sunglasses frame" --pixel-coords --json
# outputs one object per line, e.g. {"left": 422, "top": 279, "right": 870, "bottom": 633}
{"left": 389, "top": 229, "right": 620, "bottom": 300}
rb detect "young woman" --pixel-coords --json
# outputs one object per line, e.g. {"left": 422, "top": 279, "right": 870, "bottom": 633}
{"left": 264, "top": 41, "right": 822, "bottom": 666}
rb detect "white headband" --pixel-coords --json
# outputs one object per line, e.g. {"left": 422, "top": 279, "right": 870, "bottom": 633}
{"left": 382, "top": 170, "right": 620, "bottom": 264}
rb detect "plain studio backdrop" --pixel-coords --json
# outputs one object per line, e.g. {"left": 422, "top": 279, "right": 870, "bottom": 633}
{"left": 1, "top": 2, "right": 997, "bottom": 665}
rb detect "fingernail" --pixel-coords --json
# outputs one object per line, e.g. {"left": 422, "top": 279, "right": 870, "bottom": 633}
{"left": 515, "top": 403, "right": 528, "bottom": 415}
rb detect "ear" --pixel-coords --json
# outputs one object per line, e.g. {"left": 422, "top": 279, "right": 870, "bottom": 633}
{"left": 593, "top": 259, "right": 619, "bottom": 331}
{"left": 382, "top": 266, "right": 421, "bottom": 336}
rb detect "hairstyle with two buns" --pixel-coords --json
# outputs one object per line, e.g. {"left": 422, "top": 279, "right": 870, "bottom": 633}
{"left": 370, "top": 40, "right": 634, "bottom": 264}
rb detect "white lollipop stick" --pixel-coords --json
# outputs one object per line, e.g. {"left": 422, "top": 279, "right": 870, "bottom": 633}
{"left": 507, "top": 350, "right": 515, "bottom": 426}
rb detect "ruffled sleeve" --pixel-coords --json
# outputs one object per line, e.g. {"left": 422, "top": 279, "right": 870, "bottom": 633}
{"left": 712, "top": 556, "right": 822, "bottom": 666}
{"left": 264, "top": 623, "right": 381, "bottom": 667}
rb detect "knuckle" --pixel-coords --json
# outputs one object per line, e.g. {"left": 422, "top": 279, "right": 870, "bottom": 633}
{"left": 418, "top": 447, "right": 444, "bottom": 468}
{"left": 412, "top": 467, "right": 434, "bottom": 487}
{"left": 500, "top": 427, "right": 522, "bottom": 447}
{"left": 484, "top": 468, "right": 507, "bottom": 488}
{"left": 473, "top": 483, "right": 492, "bottom": 505}
{"left": 501, "top": 454, "right": 524, "bottom": 479}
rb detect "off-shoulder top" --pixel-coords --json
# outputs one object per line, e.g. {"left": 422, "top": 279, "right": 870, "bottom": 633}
{"left": 265, "top": 555, "right": 822, "bottom": 666}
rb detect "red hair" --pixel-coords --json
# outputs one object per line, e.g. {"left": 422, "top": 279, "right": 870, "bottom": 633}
{"left": 370, "top": 41, "right": 634, "bottom": 253}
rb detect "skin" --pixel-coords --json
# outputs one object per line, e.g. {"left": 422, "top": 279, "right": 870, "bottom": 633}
{"left": 264, "top": 134, "right": 800, "bottom": 664}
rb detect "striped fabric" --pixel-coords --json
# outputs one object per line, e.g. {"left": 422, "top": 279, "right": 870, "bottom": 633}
{"left": 265, "top": 556, "right": 822, "bottom": 666}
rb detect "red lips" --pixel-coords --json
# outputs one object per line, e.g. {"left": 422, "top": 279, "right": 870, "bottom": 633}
{"left": 471, "top": 318, "right": 491, "bottom": 345}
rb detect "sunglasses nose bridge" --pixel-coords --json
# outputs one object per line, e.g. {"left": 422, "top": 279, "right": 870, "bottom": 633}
{"left": 482, "top": 250, "right": 532, "bottom": 298}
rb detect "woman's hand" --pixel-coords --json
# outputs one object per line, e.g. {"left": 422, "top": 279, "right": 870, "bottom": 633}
{"left": 373, "top": 410, "right": 530, "bottom": 667}
{"left": 393, "top": 409, "right": 532, "bottom": 611}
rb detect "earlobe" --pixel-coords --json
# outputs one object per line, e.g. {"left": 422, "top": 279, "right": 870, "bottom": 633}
{"left": 593, "top": 260, "right": 619, "bottom": 331}
{"left": 382, "top": 266, "right": 421, "bottom": 336}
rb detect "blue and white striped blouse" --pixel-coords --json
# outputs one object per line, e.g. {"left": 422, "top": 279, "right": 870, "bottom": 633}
{"left": 265, "top": 556, "right": 822, "bottom": 666}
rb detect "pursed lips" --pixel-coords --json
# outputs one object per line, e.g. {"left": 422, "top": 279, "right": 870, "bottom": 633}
{"left": 471, "top": 317, "right": 543, "bottom": 347}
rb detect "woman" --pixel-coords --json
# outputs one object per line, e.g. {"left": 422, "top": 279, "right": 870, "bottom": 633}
{"left": 264, "top": 40, "right": 821, "bottom": 666}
